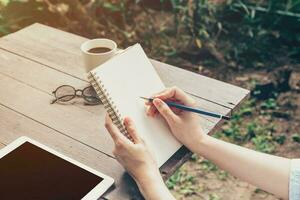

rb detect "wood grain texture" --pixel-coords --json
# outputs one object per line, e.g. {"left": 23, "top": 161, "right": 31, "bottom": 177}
{"left": 0, "top": 23, "right": 250, "bottom": 199}
{"left": 0, "top": 49, "right": 211, "bottom": 150}
{"left": 0, "top": 104, "right": 143, "bottom": 200}
{"left": 0, "top": 39, "right": 221, "bottom": 131}
{"left": 0, "top": 73, "right": 116, "bottom": 155}
{"left": 0, "top": 39, "right": 206, "bottom": 200}
{"left": 0, "top": 31, "right": 230, "bottom": 126}
{"left": 0, "top": 23, "right": 248, "bottom": 109}
{"left": 0, "top": 47, "right": 200, "bottom": 199}
{"left": 151, "top": 59, "right": 249, "bottom": 108}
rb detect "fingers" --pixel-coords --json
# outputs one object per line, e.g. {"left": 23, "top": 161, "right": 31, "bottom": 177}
{"left": 124, "top": 117, "right": 141, "bottom": 143}
{"left": 146, "top": 104, "right": 158, "bottom": 117}
{"left": 146, "top": 87, "right": 194, "bottom": 117}
{"left": 105, "top": 114, "right": 130, "bottom": 146}
{"left": 153, "top": 98, "right": 179, "bottom": 124}
{"left": 153, "top": 87, "right": 196, "bottom": 106}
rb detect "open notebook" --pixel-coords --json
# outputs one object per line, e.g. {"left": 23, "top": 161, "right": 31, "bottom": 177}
{"left": 87, "top": 44, "right": 181, "bottom": 167}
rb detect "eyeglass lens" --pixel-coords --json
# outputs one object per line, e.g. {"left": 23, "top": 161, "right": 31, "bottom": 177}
{"left": 54, "top": 85, "right": 75, "bottom": 102}
{"left": 53, "top": 85, "right": 101, "bottom": 104}
{"left": 82, "top": 86, "right": 101, "bottom": 104}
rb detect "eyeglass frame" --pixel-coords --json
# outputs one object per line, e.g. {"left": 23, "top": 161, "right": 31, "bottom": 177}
{"left": 51, "top": 85, "right": 101, "bottom": 105}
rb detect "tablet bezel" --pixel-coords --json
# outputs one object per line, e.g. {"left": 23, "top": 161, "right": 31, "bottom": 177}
{"left": 0, "top": 136, "right": 114, "bottom": 200}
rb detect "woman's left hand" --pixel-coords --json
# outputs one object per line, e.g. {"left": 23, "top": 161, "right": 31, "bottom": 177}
{"left": 104, "top": 115, "right": 160, "bottom": 184}
{"left": 104, "top": 114, "right": 176, "bottom": 200}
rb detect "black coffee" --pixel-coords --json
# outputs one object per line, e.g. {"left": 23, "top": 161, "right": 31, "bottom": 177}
{"left": 88, "top": 47, "right": 112, "bottom": 53}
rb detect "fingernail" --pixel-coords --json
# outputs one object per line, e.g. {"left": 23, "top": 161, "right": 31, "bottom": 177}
{"left": 153, "top": 98, "right": 162, "bottom": 106}
{"left": 124, "top": 117, "right": 129, "bottom": 124}
{"left": 146, "top": 110, "right": 150, "bottom": 116}
{"left": 154, "top": 99, "right": 163, "bottom": 107}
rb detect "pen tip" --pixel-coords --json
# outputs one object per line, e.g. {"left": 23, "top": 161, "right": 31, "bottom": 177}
{"left": 140, "top": 97, "right": 154, "bottom": 102}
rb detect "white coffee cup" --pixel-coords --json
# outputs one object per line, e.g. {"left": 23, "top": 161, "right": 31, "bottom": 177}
{"left": 81, "top": 38, "right": 119, "bottom": 72}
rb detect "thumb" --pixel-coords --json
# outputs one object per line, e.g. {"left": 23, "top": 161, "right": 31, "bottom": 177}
{"left": 153, "top": 98, "right": 178, "bottom": 125}
{"left": 124, "top": 117, "right": 141, "bottom": 144}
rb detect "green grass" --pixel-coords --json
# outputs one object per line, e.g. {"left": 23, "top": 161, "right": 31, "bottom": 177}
{"left": 1, "top": 0, "right": 297, "bottom": 197}
{"left": 213, "top": 97, "right": 285, "bottom": 153}
{"left": 166, "top": 170, "right": 199, "bottom": 195}
{"left": 167, "top": 89, "right": 299, "bottom": 197}
{"left": 167, "top": 95, "right": 289, "bottom": 197}
{"left": 209, "top": 193, "right": 221, "bottom": 200}
{"left": 260, "top": 98, "right": 278, "bottom": 110}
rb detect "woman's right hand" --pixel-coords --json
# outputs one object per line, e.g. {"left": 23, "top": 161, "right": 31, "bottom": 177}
{"left": 146, "top": 86, "right": 206, "bottom": 152}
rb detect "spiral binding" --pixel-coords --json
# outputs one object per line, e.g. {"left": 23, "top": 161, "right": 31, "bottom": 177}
{"left": 88, "top": 72, "right": 133, "bottom": 141}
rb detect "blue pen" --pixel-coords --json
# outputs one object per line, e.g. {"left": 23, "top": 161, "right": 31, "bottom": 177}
{"left": 140, "top": 97, "right": 231, "bottom": 120}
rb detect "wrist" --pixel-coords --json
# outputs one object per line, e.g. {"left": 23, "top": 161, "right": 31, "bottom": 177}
{"left": 136, "top": 168, "right": 163, "bottom": 187}
{"left": 136, "top": 170, "right": 173, "bottom": 200}
{"left": 190, "top": 133, "right": 212, "bottom": 154}
{"left": 188, "top": 132, "right": 211, "bottom": 154}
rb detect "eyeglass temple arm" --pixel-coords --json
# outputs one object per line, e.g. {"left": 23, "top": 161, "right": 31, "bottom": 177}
{"left": 50, "top": 98, "right": 58, "bottom": 104}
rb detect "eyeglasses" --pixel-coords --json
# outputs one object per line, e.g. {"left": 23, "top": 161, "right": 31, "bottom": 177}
{"left": 51, "top": 85, "right": 101, "bottom": 105}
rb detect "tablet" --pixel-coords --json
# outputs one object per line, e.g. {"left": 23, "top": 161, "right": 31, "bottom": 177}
{"left": 0, "top": 136, "right": 114, "bottom": 200}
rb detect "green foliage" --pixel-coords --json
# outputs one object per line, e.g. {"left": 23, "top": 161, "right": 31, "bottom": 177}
{"left": 292, "top": 133, "right": 300, "bottom": 143}
{"left": 214, "top": 97, "right": 286, "bottom": 154}
{"left": 199, "top": 159, "right": 228, "bottom": 180}
{"left": 209, "top": 193, "right": 221, "bottom": 200}
{"left": 167, "top": 156, "right": 228, "bottom": 196}
{"left": 252, "top": 135, "right": 276, "bottom": 153}
{"left": 0, "top": 14, "right": 10, "bottom": 35}
{"left": 166, "top": 170, "right": 194, "bottom": 189}
{"left": 260, "top": 98, "right": 278, "bottom": 110}
{"left": 0, "top": 1, "right": 297, "bottom": 198}
{"left": 232, "top": 99, "right": 255, "bottom": 120}
{"left": 1, "top": 0, "right": 299, "bottom": 68}
{"left": 102, "top": 2, "right": 123, "bottom": 12}
{"left": 200, "top": 159, "right": 218, "bottom": 172}
{"left": 171, "top": 0, "right": 300, "bottom": 68}
{"left": 274, "top": 134, "right": 286, "bottom": 145}
{"left": 0, "top": 0, "right": 9, "bottom": 6}
{"left": 166, "top": 170, "right": 199, "bottom": 195}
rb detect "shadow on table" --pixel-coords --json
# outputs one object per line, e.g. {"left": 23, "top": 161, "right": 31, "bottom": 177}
{"left": 102, "top": 172, "right": 144, "bottom": 200}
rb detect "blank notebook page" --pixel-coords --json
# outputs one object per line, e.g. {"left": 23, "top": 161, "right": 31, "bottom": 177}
{"left": 91, "top": 44, "right": 181, "bottom": 166}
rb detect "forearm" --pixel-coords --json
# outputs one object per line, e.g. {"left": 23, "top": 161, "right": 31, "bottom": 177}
{"left": 195, "top": 135, "right": 291, "bottom": 199}
{"left": 137, "top": 175, "right": 175, "bottom": 200}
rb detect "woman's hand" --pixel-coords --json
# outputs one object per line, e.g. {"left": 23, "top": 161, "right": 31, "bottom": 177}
{"left": 146, "top": 86, "right": 206, "bottom": 153}
{"left": 105, "top": 115, "right": 158, "bottom": 183}
{"left": 104, "top": 115, "right": 175, "bottom": 200}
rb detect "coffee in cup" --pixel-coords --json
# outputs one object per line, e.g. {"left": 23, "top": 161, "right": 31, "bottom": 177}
{"left": 87, "top": 47, "right": 112, "bottom": 54}
{"left": 81, "top": 39, "right": 120, "bottom": 72}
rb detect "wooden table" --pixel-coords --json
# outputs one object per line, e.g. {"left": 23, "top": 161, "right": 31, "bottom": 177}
{"left": 0, "top": 23, "right": 249, "bottom": 200}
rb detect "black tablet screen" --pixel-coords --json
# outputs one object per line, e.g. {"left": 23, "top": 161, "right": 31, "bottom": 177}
{"left": 0, "top": 142, "right": 103, "bottom": 200}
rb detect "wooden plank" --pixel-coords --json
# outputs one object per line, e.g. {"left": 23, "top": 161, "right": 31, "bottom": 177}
{"left": 0, "top": 67, "right": 209, "bottom": 176}
{"left": 151, "top": 59, "right": 249, "bottom": 108}
{"left": 0, "top": 48, "right": 215, "bottom": 132}
{"left": 0, "top": 51, "right": 207, "bottom": 200}
{"left": 0, "top": 73, "right": 116, "bottom": 156}
{"left": 0, "top": 23, "right": 250, "bottom": 199}
{"left": 0, "top": 46, "right": 214, "bottom": 127}
{"left": 0, "top": 50, "right": 212, "bottom": 183}
{"left": 0, "top": 104, "right": 143, "bottom": 200}
{"left": 0, "top": 23, "right": 249, "bottom": 109}
{"left": 0, "top": 25, "right": 234, "bottom": 125}
{"left": 0, "top": 46, "right": 211, "bottom": 197}
{"left": 0, "top": 49, "right": 103, "bottom": 116}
